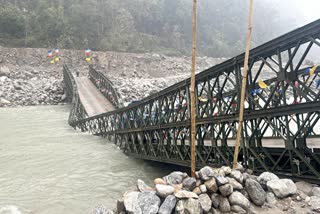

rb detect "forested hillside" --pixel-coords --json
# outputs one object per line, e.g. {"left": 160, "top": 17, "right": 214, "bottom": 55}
{"left": 0, "top": 0, "right": 301, "bottom": 57}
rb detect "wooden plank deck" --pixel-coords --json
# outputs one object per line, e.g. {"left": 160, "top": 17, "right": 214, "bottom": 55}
{"left": 75, "top": 76, "right": 115, "bottom": 117}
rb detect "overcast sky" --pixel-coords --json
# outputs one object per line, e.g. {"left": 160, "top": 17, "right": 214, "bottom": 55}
{"left": 294, "top": 0, "right": 320, "bottom": 23}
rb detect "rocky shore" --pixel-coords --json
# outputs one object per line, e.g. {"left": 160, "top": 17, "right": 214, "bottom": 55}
{"left": 0, "top": 47, "right": 225, "bottom": 107}
{"left": 94, "top": 164, "right": 320, "bottom": 214}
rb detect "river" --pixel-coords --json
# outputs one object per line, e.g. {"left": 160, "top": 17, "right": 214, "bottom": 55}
{"left": 0, "top": 105, "right": 173, "bottom": 214}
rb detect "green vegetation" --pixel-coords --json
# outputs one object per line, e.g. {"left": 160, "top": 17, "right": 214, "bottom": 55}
{"left": 0, "top": 0, "right": 299, "bottom": 57}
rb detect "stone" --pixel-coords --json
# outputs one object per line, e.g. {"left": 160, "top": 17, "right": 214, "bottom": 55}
{"left": 196, "top": 179, "right": 202, "bottom": 187}
{"left": 305, "top": 196, "right": 311, "bottom": 203}
{"left": 0, "top": 98, "right": 10, "bottom": 105}
{"left": 123, "top": 191, "right": 140, "bottom": 213}
{"left": 219, "top": 184, "right": 233, "bottom": 197}
{"left": 240, "top": 189, "right": 250, "bottom": 200}
{"left": 182, "top": 177, "right": 197, "bottom": 190}
{"left": 228, "top": 191, "right": 250, "bottom": 210}
{"left": 211, "top": 208, "right": 221, "bottom": 214}
{"left": 158, "top": 195, "right": 176, "bottom": 214}
{"left": 116, "top": 199, "right": 125, "bottom": 213}
{"left": 219, "top": 197, "right": 231, "bottom": 213}
{"left": 154, "top": 178, "right": 166, "bottom": 185}
{"left": 245, "top": 169, "right": 253, "bottom": 175}
{"left": 229, "top": 170, "right": 243, "bottom": 184}
{"left": 221, "top": 166, "right": 232, "bottom": 175}
{"left": 267, "top": 179, "right": 297, "bottom": 198}
{"left": 295, "top": 181, "right": 313, "bottom": 196}
{"left": 172, "top": 183, "right": 183, "bottom": 193}
{"left": 310, "top": 196, "right": 320, "bottom": 212}
{"left": 227, "top": 177, "right": 243, "bottom": 191}
{"left": 217, "top": 169, "right": 225, "bottom": 177}
{"left": 93, "top": 206, "right": 114, "bottom": 214}
{"left": 0, "top": 66, "right": 10, "bottom": 76}
{"left": 199, "top": 194, "right": 212, "bottom": 213}
{"left": 205, "top": 178, "right": 218, "bottom": 192}
{"left": 257, "top": 172, "right": 279, "bottom": 189}
{"left": 137, "top": 179, "right": 154, "bottom": 193}
{"left": 174, "top": 190, "right": 199, "bottom": 199}
{"left": 193, "top": 187, "right": 202, "bottom": 195}
{"left": 245, "top": 178, "right": 266, "bottom": 206}
{"left": 310, "top": 187, "right": 320, "bottom": 197}
{"left": 200, "top": 184, "right": 207, "bottom": 193}
{"left": 231, "top": 205, "right": 246, "bottom": 213}
{"left": 266, "top": 192, "right": 277, "bottom": 205}
{"left": 283, "top": 179, "right": 297, "bottom": 195}
{"left": 199, "top": 166, "right": 215, "bottom": 181}
{"left": 214, "top": 175, "right": 229, "bottom": 186}
{"left": 0, "top": 76, "right": 8, "bottom": 82}
{"left": 175, "top": 198, "right": 201, "bottom": 214}
{"left": 163, "top": 171, "right": 187, "bottom": 185}
{"left": 137, "top": 192, "right": 161, "bottom": 214}
{"left": 211, "top": 193, "right": 221, "bottom": 208}
{"left": 233, "top": 163, "right": 245, "bottom": 172}
{"left": 155, "top": 184, "right": 175, "bottom": 198}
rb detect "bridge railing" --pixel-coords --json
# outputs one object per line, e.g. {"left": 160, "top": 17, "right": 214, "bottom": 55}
{"left": 88, "top": 65, "right": 121, "bottom": 108}
{"left": 67, "top": 19, "right": 320, "bottom": 183}
{"left": 63, "top": 65, "right": 87, "bottom": 125}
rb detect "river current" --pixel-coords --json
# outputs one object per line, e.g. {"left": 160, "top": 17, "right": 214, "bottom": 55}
{"left": 0, "top": 105, "right": 172, "bottom": 214}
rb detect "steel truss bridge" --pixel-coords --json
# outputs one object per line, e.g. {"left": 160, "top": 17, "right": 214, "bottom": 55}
{"left": 64, "top": 19, "right": 320, "bottom": 183}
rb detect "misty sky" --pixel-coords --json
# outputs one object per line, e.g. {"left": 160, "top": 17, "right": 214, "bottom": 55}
{"left": 294, "top": 0, "right": 320, "bottom": 23}
{"left": 269, "top": 0, "right": 320, "bottom": 25}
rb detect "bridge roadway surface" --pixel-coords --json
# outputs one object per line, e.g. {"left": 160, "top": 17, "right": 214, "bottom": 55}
{"left": 74, "top": 76, "right": 115, "bottom": 117}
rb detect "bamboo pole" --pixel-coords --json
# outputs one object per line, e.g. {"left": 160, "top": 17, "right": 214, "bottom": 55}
{"left": 190, "top": 0, "right": 198, "bottom": 177}
{"left": 233, "top": 0, "right": 254, "bottom": 169}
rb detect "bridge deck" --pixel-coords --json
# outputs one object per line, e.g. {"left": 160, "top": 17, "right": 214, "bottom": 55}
{"left": 75, "top": 76, "right": 115, "bottom": 117}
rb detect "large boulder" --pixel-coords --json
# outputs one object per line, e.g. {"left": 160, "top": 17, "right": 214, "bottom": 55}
{"left": 182, "top": 177, "right": 197, "bottom": 190}
{"left": 310, "top": 187, "right": 320, "bottom": 197}
{"left": 221, "top": 166, "right": 232, "bottom": 175}
{"left": 231, "top": 205, "right": 246, "bottom": 214}
{"left": 137, "top": 179, "right": 154, "bottom": 193}
{"left": 199, "top": 166, "right": 215, "bottom": 181}
{"left": 199, "top": 194, "right": 212, "bottom": 213}
{"left": 219, "top": 184, "right": 233, "bottom": 197}
{"left": 266, "top": 192, "right": 277, "bottom": 205}
{"left": 228, "top": 191, "right": 250, "bottom": 210}
{"left": 227, "top": 177, "right": 243, "bottom": 191}
{"left": 123, "top": 191, "right": 140, "bottom": 213}
{"left": 205, "top": 178, "right": 218, "bottom": 192}
{"left": 155, "top": 184, "right": 174, "bottom": 198}
{"left": 214, "top": 175, "right": 229, "bottom": 186}
{"left": 295, "top": 181, "right": 313, "bottom": 196}
{"left": 163, "top": 171, "right": 187, "bottom": 185}
{"left": 154, "top": 178, "right": 166, "bottom": 185}
{"left": 158, "top": 195, "right": 176, "bottom": 214}
{"left": 229, "top": 170, "right": 243, "bottom": 184}
{"left": 175, "top": 198, "right": 201, "bottom": 214}
{"left": 245, "top": 178, "right": 266, "bottom": 206}
{"left": 219, "top": 197, "right": 231, "bottom": 213}
{"left": 310, "top": 196, "right": 320, "bottom": 212}
{"left": 137, "top": 192, "right": 161, "bottom": 214}
{"left": 0, "top": 66, "right": 10, "bottom": 77}
{"left": 211, "top": 193, "right": 221, "bottom": 208}
{"left": 267, "top": 179, "right": 297, "bottom": 198}
{"left": 123, "top": 191, "right": 161, "bottom": 214}
{"left": 257, "top": 172, "right": 279, "bottom": 188}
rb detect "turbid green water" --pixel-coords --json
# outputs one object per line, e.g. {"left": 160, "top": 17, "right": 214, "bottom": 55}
{"left": 0, "top": 105, "right": 172, "bottom": 214}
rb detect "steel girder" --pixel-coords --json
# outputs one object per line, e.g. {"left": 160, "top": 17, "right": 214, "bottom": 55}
{"left": 65, "top": 19, "right": 320, "bottom": 182}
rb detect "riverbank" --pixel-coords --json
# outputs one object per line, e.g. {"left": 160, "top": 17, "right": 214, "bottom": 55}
{"left": 0, "top": 47, "right": 226, "bottom": 107}
{"left": 96, "top": 164, "right": 320, "bottom": 214}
